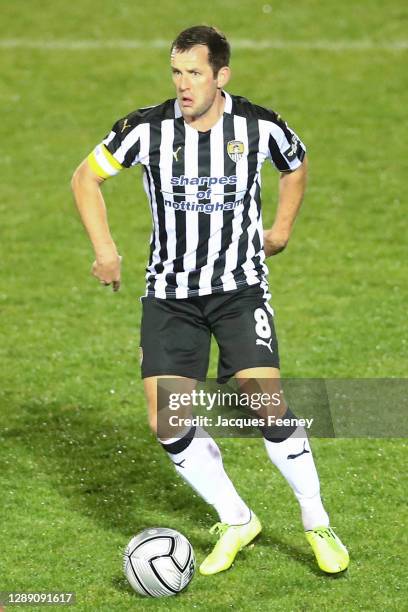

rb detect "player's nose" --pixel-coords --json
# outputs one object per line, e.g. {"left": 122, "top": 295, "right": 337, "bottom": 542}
{"left": 179, "top": 75, "right": 190, "bottom": 91}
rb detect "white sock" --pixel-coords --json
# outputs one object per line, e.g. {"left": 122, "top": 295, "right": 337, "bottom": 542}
{"left": 263, "top": 426, "right": 329, "bottom": 530}
{"left": 161, "top": 426, "right": 251, "bottom": 525}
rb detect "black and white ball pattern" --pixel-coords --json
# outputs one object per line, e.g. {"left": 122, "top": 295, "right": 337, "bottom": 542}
{"left": 124, "top": 528, "right": 195, "bottom": 597}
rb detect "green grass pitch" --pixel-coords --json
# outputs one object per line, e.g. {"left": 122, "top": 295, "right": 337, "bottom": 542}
{"left": 1, "top": 1, "right": 407, "bottom": 610}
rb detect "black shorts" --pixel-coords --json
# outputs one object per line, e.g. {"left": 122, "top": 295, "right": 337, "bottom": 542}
{"left": 140, "top": 284, "right": 280, "bottom": 383}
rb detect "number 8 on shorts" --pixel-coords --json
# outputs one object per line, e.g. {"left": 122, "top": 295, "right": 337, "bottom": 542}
{"left": 254, "top": 307, "right": 271, "bottom": 339}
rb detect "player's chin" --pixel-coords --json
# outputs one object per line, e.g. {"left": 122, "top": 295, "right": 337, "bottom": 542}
{"left": 180, "top": 104, "right": 194, "bottom": 115}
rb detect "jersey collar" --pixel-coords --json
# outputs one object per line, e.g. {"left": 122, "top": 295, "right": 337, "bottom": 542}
{"left": 223, "top": 90, "right": 232, "bottom": 113}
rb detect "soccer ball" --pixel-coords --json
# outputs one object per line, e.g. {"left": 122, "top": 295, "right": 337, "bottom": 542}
{"left": 123, "top": 528, "right": 195, "bottom": 597}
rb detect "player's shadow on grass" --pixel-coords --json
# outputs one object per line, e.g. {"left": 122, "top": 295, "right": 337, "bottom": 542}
{"left": 13, "top": 402, "right": 210, "bottom": 536}
{"left": 262, "top": 534, "right": 321, "bottom": 577}
{"left": 262, "top": 533, "right": 348, "bottom": 579}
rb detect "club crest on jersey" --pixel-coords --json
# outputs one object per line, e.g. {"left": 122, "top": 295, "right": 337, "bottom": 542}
{"left": 227, "top": 140, "right": 245, "bottom": 163}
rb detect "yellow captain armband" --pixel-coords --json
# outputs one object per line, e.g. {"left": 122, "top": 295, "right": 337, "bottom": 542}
{"left": 87, "top": 144, "right": 123, "bottom": 179}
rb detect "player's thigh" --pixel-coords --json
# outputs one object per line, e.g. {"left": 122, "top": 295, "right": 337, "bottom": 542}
{"left": 210, "top": 285, "right": 280, "bottom": 384}
{"left": 140, "top": 296, "right": 211, "bottom": 380}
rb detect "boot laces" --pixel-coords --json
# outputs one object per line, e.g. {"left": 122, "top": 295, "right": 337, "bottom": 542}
{"left": 209, "top": 522, "right": 229, "bottom": 537}
{"left": 313, "top": 527, "right": 335, "bottom": 540}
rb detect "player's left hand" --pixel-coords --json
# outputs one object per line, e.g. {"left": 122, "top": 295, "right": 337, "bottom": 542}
{"left": 263, "top": 228, "right": 289, "bottom": 257}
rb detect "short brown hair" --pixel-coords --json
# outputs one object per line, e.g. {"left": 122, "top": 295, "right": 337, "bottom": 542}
{"left": 171, "top": 25, "right": 230, "bottom": 76}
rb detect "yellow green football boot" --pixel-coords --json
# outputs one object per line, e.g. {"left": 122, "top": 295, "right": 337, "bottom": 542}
{"left": 199, "top": 512, "right": 262, "bottom": 575}
{"left": 305, "top": 526, "right": 349, "bottom": 573}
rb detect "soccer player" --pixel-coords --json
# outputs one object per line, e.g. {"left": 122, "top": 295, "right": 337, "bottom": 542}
{"left": 72, "top": 25, "right": 349, "bottom": 575}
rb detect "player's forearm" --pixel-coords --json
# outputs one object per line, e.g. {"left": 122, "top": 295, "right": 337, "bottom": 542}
{"left": 263, "top": 158, "right": 307, "bottom": 257}
{"left": 273, "top": 158, "right": 308, "bottom": 237}
{"left": 71, "top": 164, "right": 118, "bottom": 260}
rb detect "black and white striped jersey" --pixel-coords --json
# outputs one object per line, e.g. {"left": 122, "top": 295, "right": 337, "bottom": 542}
{"left": 88, "top": 91, "right": 306, "bottom": 299}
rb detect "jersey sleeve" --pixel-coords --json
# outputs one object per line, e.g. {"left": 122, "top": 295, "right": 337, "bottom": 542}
{"left": 87, "top": 112, "right": 143, "bottom": 179}
{"left": 261, "top": 110, "right": 306, "bottom": 172}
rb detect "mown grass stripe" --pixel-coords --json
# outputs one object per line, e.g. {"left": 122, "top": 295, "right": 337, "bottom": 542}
{"left": 0, "top": 38, "right": 407, "bottom": 51}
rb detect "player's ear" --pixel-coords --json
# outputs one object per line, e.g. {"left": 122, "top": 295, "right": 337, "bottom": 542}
{"left": 216, "top": 66, "right": 231, "bottom": 89}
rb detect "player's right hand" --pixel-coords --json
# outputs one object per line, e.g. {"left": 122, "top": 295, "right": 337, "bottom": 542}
{"left": 91, "top": 254, "right": 122, "bottom": 292}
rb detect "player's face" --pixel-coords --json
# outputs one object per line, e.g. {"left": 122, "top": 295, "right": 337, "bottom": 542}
{"left": 171, "top": 45, "right": 229, "bottom": 122}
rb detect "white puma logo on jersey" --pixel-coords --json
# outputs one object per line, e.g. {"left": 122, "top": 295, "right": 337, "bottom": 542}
{"left": 173, "top": 146, "right": 182, "bottom": 162}
{"left": 256, "top": 338, "right": 273, "bottom": 353}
